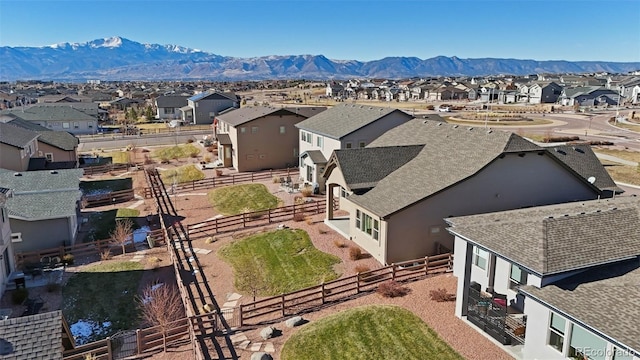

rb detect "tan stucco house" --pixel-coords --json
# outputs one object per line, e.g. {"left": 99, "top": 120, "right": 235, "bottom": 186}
{"left": 323, "top": 118, "right": 618, "bottom": 265}
{"left": 215, "top": 106, "right": 326, "bottom": 172}
{"left": 295, "top": 104, "right": 414, "bottom": 191}
{"left": 0, "top": 121, "right": 39, "bottom": 172}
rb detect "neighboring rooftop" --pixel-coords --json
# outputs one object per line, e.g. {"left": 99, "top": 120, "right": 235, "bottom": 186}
{"left": 0, "top": 310, "right": 74, "bottom": 359}
{"left": 521, "top": 258, "right": 640, "bottom": 355}
{"left": 155, "top": 95, "right": 189, "bottom": 108}
{"left": 446, "top": 196, "right": 640, "bottom": 275}
{"left": 215, "top": 106, "right": 323, "bottom": 127}
{"left": 0, "top": 168, "right": 83, "bottom": 192}
{"left": 0, "top": 105, "right": 97, "bottom": 122}
{"left": 546, "top": 144, "right": 620, "bottom": 193}
{"left": 7, "top": 190, "right": 81, "bottom": 220}
{"left": 188, "top": 91, "right": 238, "bottom": 102}
{"left": 295, "top": 103, "right": 412, "bottom": 139}
{"left": 0, "top": 121, "right": 38, "bottom": 148}
{"left": 6, "top": 118, "right": 78, "bottom": 151}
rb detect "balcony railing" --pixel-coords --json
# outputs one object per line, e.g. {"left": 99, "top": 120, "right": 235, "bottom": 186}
{"left": 467, "top": 286, "right": 526, "bottom": 345}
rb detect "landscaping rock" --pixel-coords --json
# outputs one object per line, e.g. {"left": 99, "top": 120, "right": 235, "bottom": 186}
{"left": 260, "top": 326, "right": 275, "bottom": 340}
{"left": 285, "top": 316, "right": 304, "bottom": 328}
{"left": 251, "top": 352, "right": 272, "bottom": 360}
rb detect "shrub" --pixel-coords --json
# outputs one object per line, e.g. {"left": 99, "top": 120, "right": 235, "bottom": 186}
{"left": 12, "top": 288, "right": 28, "bottom": 304}
{"left": 300, "top": 187, "right": 313, "bottom": 197}
{"left": 349, "top": 246, "right": 362, "bottom": 260}
{"left": 272, "top": 176, "right": 281, "bottom": 184}
{"left": 100, "top": 249, "right": 112, "bottom": 261}
{"left": 333, "top": 239, "right": 346, "bottom": 248}
{"left": 305, "top": 216, "right": 313, "bottom": 225}
{"left": 293, "top": 213, "right": 306, "bottom": 222}
{"left": 354, "top": 264, "right": 370, "bottom": 273}
{"left": 377, "top": 281, "right": 409, "bottom": 298}
{"left": 429, "top": 288, "right": 454, "bottom": 302}
{"left": 318, "top": 227, "right": 328, "bottom": 235}
{"left": 215, "top": 169, "right": 223, "bottom": 177}
{"left": 205, "top": 236, "right": 215, "bottom": 244}
{"left": 203, "top": 155, "right": 212, "bottom": 163}
{"left": 62, "top": 254, "right": 75, "bottom": 265}
{"left": 190, "top": 153, "right": 198, "bottom": 158}
{"left": 186, "top": 138, "right": 194, "bottom": 143}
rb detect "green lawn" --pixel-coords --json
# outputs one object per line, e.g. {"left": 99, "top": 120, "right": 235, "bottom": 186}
{"left": 208, "top": 183, "right": 281, "bottom": 215}
{"left": 281, "top": 305, "right": 463, "bottom": 360}
{"left": 62, "top": 261, "right": 145, "bottom": 344}
{"left": 152, "top": 144, "right": 200, "bottom": 161}
{"left": 219, "top": 229, "right": 341, "bottom": 295}
{"left": 160, "top": 164, "right": 205, "bottom": 184}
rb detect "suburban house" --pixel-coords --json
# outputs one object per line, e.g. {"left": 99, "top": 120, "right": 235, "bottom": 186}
{"left": 184, "top": 91, "right": 240, "bottom": 125}
{"left": 527, "top": 82, "right": 563, "bottom": 104}
{"left": 322, "top": 118, "right": 617, "bottom": 265}
{"left": 295, "top": 104, "right": 414, "bottom": 190}
{"left": 447, "top": 196, "right": 640, "bottom": 360}
{"left": 214, "top": 106, "right": 326, "bottom": 171}
{"left": 155, "top": 95, "right": 189, "bottom": 121}
{"left": 0, "top": 310, "right": 76, "bottom": 358}
{"left": 0, "top": 168, "right": 83, "bottom": 253}
{"left": 5, "top": 118, "right": 79, "bottom": 169}
{"left": 0, "top": 105, "right": 99, "bottom": 135}
{"left": 0, "top": 122, "right": 40, "bottom": 172}
{"left": 560, "top": 87, "right": 621, "bottom": 107}
{"left": 0, "top": 187, "right": 16, "bottom": 297}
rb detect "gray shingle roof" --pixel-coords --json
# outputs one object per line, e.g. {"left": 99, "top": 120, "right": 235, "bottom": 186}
{"left": 546, "top": 144, "right": 620, "bottom": 193}
{"left": 155, "top": 95, "right": 189, "bottom": 108}
{"left": 189, "top": 91, "right": 238, "bottom": 102}
{"left": 302, "top": 150, "right": 327, "bottom": 165}
{"left": 0, "top": 122, "right": 38, "bottom": 149}
{"left": 6, "top": 118, "right": 78, "bottom": 151}
{"left": 0, "top": 310, "right": 66, "bottom": 359}
{"left": 345, "top": 119, "right": 541, "bottom": 217}
{"left": 1, "top": 105, "right": 97, "bottom": 122}
{"left": 328, "top": 146, "right": 424, "bottom": 190}
{"left": 217, "top": 107, "right": 299, "bottom": 127}
{"left": 7, "top": 190, "right": 80, "bottom": 220}
{"left": 446, "top": 196, "right": 640, "bottom": 275}
{"left": 217, "top": 133, "right": 232, "bottom": 145}
{"left": 295, "top": 103, "right": 412, "bottom": 139}
{"left": 0, "top": 168, "right": 83, "bottom": 192}
{"left": 31, "top": 102, "right": 101, "bottom": 118}
{"left": 521, "top": 259, "right": 640, "bottom": 354}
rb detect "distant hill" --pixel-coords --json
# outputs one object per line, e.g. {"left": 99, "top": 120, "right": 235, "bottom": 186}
{"left": 1, "top": 36, "right": 639, "bottom": 81}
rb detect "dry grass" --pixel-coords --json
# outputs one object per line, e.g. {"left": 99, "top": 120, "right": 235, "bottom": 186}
{"left": 603, "top": 164, "right": 640, "bottom": 185}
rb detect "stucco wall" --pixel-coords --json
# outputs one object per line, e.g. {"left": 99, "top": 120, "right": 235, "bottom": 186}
{"left": 38, "top": 142, "right": 77, "bottom": 162}
{"left": 0, "top": 144, "right": 29, "bottom": 172}
{"left": 384, "top": 152, "right": 598, "bottom": 263}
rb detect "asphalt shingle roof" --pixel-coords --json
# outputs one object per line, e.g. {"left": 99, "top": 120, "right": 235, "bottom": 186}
{"left": 329, "top": 146, "right": 424, "bottom": 190}
{"left": 521, "top": 259, "right": 640, "bottom": 354}
{"left": 1, "top": 105, "right": 97, "bottom": 122}
{"left": 217, "top": 133, "right": 232, "bottom": 145}
{"left": 295, "top": 103, "right": 411, "bottom": 139}
{"left": 6, "top": 118, "right": 78, "bottom": 151}
{"left": 7, "top": 191, "right": 80, "bottom": 220}
{"left": 0, "top": 310, "right": 66, "bottom": 359}
{"left": 0, "top": 168, "right": 83, "bottom": 192}
{"left": 344, "top": 119, "right": 541, "bottom": 217}
{"left": 0, "top": 121, "right": 38, "bottom": 149}
{"left": 546, "top": 144, "right": 620, "bottom": 193}
{"left": 446, "top": 196, "right": 640, "bottom": 275}
{"left": 155, "top": 95, "right": 189, "bottom": 108}
{"left": 302, "top": 150, "right": 327, "bottom": 165}
{"left": 188, "top": 91, "right": 238, "bottom": 102}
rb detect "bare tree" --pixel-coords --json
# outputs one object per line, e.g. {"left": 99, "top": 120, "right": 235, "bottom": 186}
{"left": 138, "top": 283, "right": 184, "bottom": 352}
{"left": 110, "top": 219, "right": 133, "bottom": 255}
{"left": 234, "top": 255, "right": 271, "bottom": 302}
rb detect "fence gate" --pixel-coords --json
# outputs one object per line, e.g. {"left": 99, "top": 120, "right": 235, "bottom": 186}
{"left": 217, "top": 307, "right": 241, "bottom": 330}
{"left": 110, "top": 330, "right": 137, "bottom": 359}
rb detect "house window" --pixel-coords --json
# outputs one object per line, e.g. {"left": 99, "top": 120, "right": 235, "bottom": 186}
{"left": 472, "top": 246, "right": 488, "bottom": 270}
{"left": 251, "top": 126, "right": 259, "bottom": 134}
{"left": 74, "top": 122, "right": 79, "bottom": 128}
{"left": 280, "top": 126, "right": 286, "bottom": 134}
{"left": 363, "top": 213, "right": 372, "bottom": 235}
{"left": 355, "top": 210, "right": 361, "bottom": 229}
{"left": 359, "top": 141, "right": 366, "bottom": 148}
{"left": 45, "top": 153, "right": 54, "bottom": 162}
{"left": 306, "top": 165, "right": 313, "bottom": 182}
{"left": 301, "top": 131, "right": 312, "bottom": 144}
{"left": 165, "top": 107, "right": 175, "bottom": 114}
{"left": 345, "top": 142, "right": 352, "bottom": 149}
{"left": 373, "top": 219, "right": 379, "bottom": 240}
{"left": 569, "top": 324, "right": 607, "bottom": 360}
{"left": 63, "top": 122, "right": 70, "bottom": 129}
{"left": 509, "top": 264, "right": 528, "bottom": 289}
{"left": 1, "top": 208, "right": 4, "bottom": 222}
{"left": 612, "top": 348, "right": 635, "bottom": 360}
{"left": 209, "top": 112, "right": 215, "bottom": 118}
{"left": 316, "top": 136, "right": 323, "bottom": 148}
{"left": 11, "top": 233, "right": 22, "bottom": 243}
{"left": 340, "top": 187, "right": 348, "bottom": 198}
{"left": 293, "top": 147, "right": 298, "bottom": 158}
{"left": 548, "top": 312, "right": 566, "bottom": 353}
{"left": 240, "top": 127, "right": 246, "bottom": 134}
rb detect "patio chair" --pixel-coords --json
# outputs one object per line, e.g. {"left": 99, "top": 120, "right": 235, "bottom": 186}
{"left": 292, "top": 183, "right": 300, "bottom": 192}
{"left": 279, "top": 176, "right": 285, "bottom": 184}
{"left": 286, "top": 176, "right": 292, "bottom": 185}
{"left": 22, "top": 295, "right": 45, "bottom": 316}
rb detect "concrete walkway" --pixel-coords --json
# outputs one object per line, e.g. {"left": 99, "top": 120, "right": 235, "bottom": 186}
{"left": 594, "top": 152, "right": 638, "bottom": 167}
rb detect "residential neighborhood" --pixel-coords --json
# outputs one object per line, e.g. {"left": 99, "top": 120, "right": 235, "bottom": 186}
{"left": 0, "top": 74, "right": 638, "bottom": 360}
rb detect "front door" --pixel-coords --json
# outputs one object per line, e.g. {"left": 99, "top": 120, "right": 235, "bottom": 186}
{"left": 223, "top": 145, "right": 232, "bottom": 168}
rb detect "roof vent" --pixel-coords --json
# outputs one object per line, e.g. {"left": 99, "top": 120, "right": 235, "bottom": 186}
{"left": 437, "top": 122, "right": 442, "bottom": 126}
{"left": 574, "top": 147, "right": 585, "bottom": 153}
{"left": 487, "top": 130, "right": 493, "bottom": 134}
{"left": 555, "top": 149, "right": 567, "bottom": 155}
{"left": 423, "top": 120, "right": 428, "bottom": 124}
{"left": 596, "top": 209, "right": 601, "bottom": 213}
{"left": 580, "top": 212, "right": 585, "bottom": 215}
{"left": 453, "top": 125, "right": 458, "bottom": 128}
{"left": 547, "top": 216, "right": 554, "bottom": 219}
{"left": 564, "top": 214, "right": 569, "bottom": 217}
{"left": 611, "top": 207, "right": 617, "bottom": 211}
{"left": 13, "top": 173, "right": 22, "bottom": 177}
{"left": 468, "top": 127, "right": 473, "bottom": 131}
{"left": 50, "top": 170, "right": 58, "bottom": 174}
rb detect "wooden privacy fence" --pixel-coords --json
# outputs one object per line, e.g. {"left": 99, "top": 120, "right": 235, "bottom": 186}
{"left": 63, "top": 338, "right": 111, "bottom": 360}
{"left": 15, "top": 229, "right": 166, "bottom": 269}
{"left": 135, "top": 318, "right": 191, "bottom": 354}
{"left": 146, "top": 167, "right": 295, "bottom": 194}
{"left": 239, "top": 253, "right": 453, "bottom": 326}
{"left": 82, "top": 163, "right": 135, "bottom": 176}
{"left": 82, "top": 189, "right": 135, "bottom": 207}
{"left": 186, "top": 199, "right": 327, "bottom": 238}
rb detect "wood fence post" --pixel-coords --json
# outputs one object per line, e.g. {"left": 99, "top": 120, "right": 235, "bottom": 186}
{"left": 239, "top": 306, "right": 244, "bottom": 327}
{"left": 242, "top": 213, "right": 246, "bottom": 228}
{"left": 268, "top": 209, "right": 272, "bottom": 223}
{"left": 425, "top": 256, "right": 430, "bottom": 276}
{"left": 281, "top": 293, "right": 286, "bottom": 317}
{"left": 192, "top": 180, "right": 195, "bottom": 190}
{"left": 251, "top": 173, "right": 254, "bottom": 182}
{"left": 292, "top": 203, "right": 296, "bottom": 217}
{"left": 214, "top": 218, "right": 218, "bottom": 233}
{"left": 316, "top": 201, "right": 319, "bottom": 214}
{"left": 232, "top": 175, "right": 235, "bottom": 185}
{"left": 136, "top": 329, "right": 142, "bottom": 355}
{"left": 321, "top": 282, "right": 325, "bottom": 304}
{"left": 107, "top": 337, "right": 113, "bottom": 359}
{"left": 356, "top": 273, "right": 360, "bottom": 293}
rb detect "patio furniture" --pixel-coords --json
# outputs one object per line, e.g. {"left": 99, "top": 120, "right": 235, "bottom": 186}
{"left": 21, "top": 296, "right": 45, "bottom": 317}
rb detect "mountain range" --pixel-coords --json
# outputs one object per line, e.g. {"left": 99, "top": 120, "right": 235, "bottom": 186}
{"left": 1, "top": 36, "right": 639, "bottom": 81}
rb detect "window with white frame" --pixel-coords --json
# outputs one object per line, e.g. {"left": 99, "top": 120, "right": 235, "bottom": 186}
{"left": 359, "top": 141, "right": 366, "bottom": 148}
{"left": 11, "top": 233, "right": 22, "bottom": 243}
{"left": 345, "top": 142, "right": 352, "bottom": 149}
{"left": 165, "top": 107, "right": 175, "bottom": 114}
{"left": 316, "top": 136, "right": 323, "bottom": 148}
{"left": 548, "top": 312, "right": 566, "bottom": 353}
{"left": 240, "top": 127, "right": 246, "bottom": 134}
{"left": 340, "top": 187, "right": 348, "bottom": 198}
{"left": 63, "top": 122, "right": 70, "bottom": 129}
{"left": 280, "top": 126, "right": 286, "bottom": 134}
{"left": 373, "top": 219, "right": 379, "bottom": 240}
{"left": 251, "top": 126, "right": 258, "bottom": 134}
{"left": 569, "top": 324, "right": 607, "bottom": 360}
{"left": 355, "top": 210, "right": 361, "bottom": 229}
{"left": 45, "top": 153, "right": 54, "bottom": 162}
{"left": 472, "top": 246, "right": 488, "bottom": 270}
{"left": 301, "top": 131, "right": 312, "bottom": 144}
{"left": 363, "top": 213, "right": 372, "bottom": 236}
{"left": 509, "top": 264, "right": 528, "bottom": 289}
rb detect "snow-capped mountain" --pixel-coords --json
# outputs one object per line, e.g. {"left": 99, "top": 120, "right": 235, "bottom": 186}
{"left": 1, "top": 37, "right": 639, "bottom": 81}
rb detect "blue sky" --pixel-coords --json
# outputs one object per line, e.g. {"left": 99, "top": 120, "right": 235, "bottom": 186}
{"left": 1, "top": 0, "right": 639, "bottom": 62}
